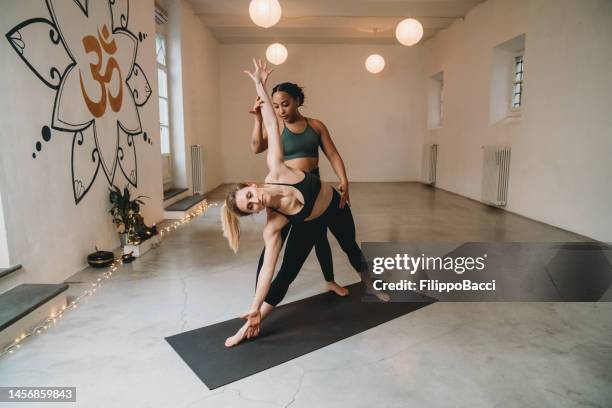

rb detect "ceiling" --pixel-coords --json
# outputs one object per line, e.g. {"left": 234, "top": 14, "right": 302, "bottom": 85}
{"left": 186, "top": 0, "right": 485, "bottom": 45}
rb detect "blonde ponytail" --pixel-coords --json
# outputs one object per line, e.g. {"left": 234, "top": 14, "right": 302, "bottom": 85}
{"left": 221, "top": 183, "right": 250, "bottom": 253}
{"left": 221, "top": 203, "right": 241, "bottom": 253}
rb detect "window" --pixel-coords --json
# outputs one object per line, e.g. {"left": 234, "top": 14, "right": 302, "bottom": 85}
{"left": 428, "top": 72, "right": 444, "bottom": 129}
{"left": 156, "top": 33, "right": 170, "bottom": 155}
{"left": 489, "top": 34, "right": 525, "bottom": 124}
{"left": 511, "top": 55, "right": 524, "bottom": 109}
{"left": 439, "top": 80, "right": 444, "bottom": 122}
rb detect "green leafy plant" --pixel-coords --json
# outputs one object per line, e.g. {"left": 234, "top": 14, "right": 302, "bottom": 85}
{"left": 108, "top": 185, "right": 149, "bottom": 238}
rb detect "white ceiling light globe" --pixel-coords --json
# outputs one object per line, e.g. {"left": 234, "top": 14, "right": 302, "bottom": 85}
{"left": 249, "top": 0, "right": 282, "bottom": 28}
{"left": 266, "top": 43, "right": 288, "bottom": 65}
{"left": 395, "top": 18, "right": 424, "bottom": 46}
{"left": 365, "top": 54, "right": 385, "bottom": 74}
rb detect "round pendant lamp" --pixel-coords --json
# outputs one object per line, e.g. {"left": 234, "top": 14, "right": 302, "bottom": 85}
{"left": 266, "top": 43, "right": 288, "bottom": 65}
{"left": 249, "top": 0, "right": 282, "bottom": 28}
{"left": 365, "top": 54, "right": 385, "bottom": 74}
{"left": 395, "top": 18, "right": 423, "bottom": 46}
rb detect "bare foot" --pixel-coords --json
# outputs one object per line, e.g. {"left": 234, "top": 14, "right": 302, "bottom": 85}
{"left": 225, "top": 322, "right": 249, "bottom": 348}
{"left": 326, "top": 281, "right": 349, "bottom": 296}
{"left": 366, "top": 286, "right": 391, "bottom": 302}
{"left": 375, "top": 291, "right": 391, "bottom": 302}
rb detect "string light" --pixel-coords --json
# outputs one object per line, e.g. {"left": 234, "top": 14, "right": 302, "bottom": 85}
{"left": 0, "top": 200, "right": 214, "bottom": 358}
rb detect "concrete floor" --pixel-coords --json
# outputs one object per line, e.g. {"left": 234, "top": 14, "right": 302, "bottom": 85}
{"left": 1, "top": 182, "right": 611, "bottom": 408}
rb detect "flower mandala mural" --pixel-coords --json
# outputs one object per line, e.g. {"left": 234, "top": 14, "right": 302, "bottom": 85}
{"left": 6, "top": 0, "right": 153, "bottom": 204}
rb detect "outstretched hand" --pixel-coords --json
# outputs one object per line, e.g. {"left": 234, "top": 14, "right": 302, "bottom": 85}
{"left": 240, "top": 309, "right": 261, "bottom": 339}
{"left": 244, "top": 58, "right": 274, "bottom": 85}
{"left": 337, "top": 182, "right": 351, "bottom": 208}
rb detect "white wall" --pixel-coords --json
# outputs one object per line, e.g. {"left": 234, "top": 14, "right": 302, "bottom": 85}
{"left": 423, "top": 0, "right": 612, "bottom": 241}
{"left": 220, "top": 44, "right": 426, "bottom": 183}
{"left": 0, "top": 0, "right": 164, "bottom": 283}
{"left": 166, "top": 0, "right": 223, "bottom": 194}
{"left": 166, "top": 0, "right": 189, "bottom": 190}
{"left": 182, "top": 8, "right": 223, "bottom": 193}
{"left": 0, "top": 193, "right": 9, "bottom": 268}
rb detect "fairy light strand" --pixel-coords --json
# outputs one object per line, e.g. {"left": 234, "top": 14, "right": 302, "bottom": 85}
{"left": 0, "top": 200, "right": 214, "bottom": 359}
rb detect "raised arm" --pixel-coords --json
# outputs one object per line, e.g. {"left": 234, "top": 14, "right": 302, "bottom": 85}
{"left": 244, "top": 59, "right": 283, "bottom": 171}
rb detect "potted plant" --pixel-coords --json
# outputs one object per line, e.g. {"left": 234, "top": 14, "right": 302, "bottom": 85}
{"left": 108, "top": 185, "right": 149, "bottom": 246}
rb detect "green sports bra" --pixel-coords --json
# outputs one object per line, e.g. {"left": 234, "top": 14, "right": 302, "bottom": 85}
{"left": 281, "top": 120, "right": 321, "bottom": 161}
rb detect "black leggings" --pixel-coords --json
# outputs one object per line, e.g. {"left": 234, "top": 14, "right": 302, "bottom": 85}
{"left": 255, "top": 169, "right": 334, "bottom": 284}
{"left": 260, "top": 189, "right": 369, "bottom": 306}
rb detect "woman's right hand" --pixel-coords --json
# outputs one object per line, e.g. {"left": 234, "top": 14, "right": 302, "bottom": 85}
{"left": 249, "top": 96, "right": 263, "bottom": 117}
{"left": 240, "top": 309, "right": 262, "bottom": 338}
{"left": 337, "top": 181, "right": 351, "bottom": 208}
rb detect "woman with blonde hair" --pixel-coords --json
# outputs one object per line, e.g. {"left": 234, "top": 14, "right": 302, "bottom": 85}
{"left": 222, "top": 59, "right": 388, "bottom": 348}
{"left": 248, "top": 74, "right": 351, "bottom": 297}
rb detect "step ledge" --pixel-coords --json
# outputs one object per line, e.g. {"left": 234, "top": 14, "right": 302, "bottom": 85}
{"left": 164, "top": 194, "right": 206, "bottom": 212}
{"left": 0, "top": 294, "right": 67, "bottom": 350}
{"left": 163, "top": 187, "right": 189, "bottom": 201}
{"left": 0, "top": 284, "right": 69, "bottom": 332}
{"left": 0, "top": 264, "right": 23, "bottom": 280}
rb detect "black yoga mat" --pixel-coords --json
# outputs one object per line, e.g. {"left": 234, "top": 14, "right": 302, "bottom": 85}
{"left": 165, "top": 283, "right": 435, "bottom": 389}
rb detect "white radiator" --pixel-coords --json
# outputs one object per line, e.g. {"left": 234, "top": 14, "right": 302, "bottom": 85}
{"left": 421, "top": 144, "right": 438, "bottom": 185}
{"left": 481, "top": 145, "right": 511, "bottom": 206}
{"left": 190, "top": 145, "right": 203, "bottom": 195}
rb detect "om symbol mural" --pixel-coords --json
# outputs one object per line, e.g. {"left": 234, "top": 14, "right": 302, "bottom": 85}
{"left": 5, "top": 0, "right": 153, "bottom": 204}
{"left": 80, "top": 24, "right": 124, "bottom": 117}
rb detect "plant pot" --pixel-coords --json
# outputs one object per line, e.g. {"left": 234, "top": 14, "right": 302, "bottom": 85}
{"left": 119, "top": 232, "right": 128, "bottom": 247}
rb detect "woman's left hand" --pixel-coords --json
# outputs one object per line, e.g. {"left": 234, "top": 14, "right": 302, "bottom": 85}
{"left": 337, "top": 181, "right": 351, "bottom": 208}
{"left": 244, "top": 59, "right": 273, "bottom": 85}
{"left": 240, "top": 309, "right": 262, "bottom": 338}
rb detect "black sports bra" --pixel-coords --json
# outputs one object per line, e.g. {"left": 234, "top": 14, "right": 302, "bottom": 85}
{"left": 267, "top": 171, "right": 321, "bottom": 223}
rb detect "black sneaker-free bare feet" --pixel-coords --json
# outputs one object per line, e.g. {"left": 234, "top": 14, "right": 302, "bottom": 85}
{"left": 366, "top": 285, "right": 391, "bottom": 302}
{"left": 225, "top": 322, "right": 250, "bottom": 348}
{"left": 326, "top": 281, "right": 349, "bottom": 296}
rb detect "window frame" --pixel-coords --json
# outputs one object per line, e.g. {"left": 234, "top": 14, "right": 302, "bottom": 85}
{"left": 509, "top": 53, "right": 524, "bottom": 113}
{"left": 439, "top": 79, "right": 444, "bottom": 124}
{"left": 156, "top": 32, "right": 171, "bottom": 156}
{"left": 428, "top": 71, "right": 444, "bottom": 129}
